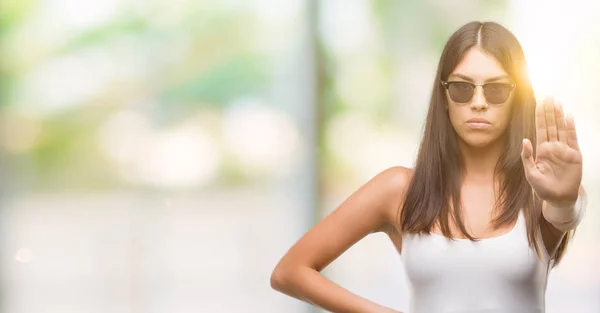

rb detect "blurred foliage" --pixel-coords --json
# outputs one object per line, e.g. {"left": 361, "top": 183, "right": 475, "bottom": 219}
{"left": 0, "top": 0, "right": 36, "bottom": 33}
{"left": 27, "top": 108, "right": 118, "bottom": 189}
{"left": 0, "top": 0, "right": 511, "bottom": 191}
{"left": 160, "top": 54, "right": 269, "bottom": 108}
{"left": 0, "top": 1, "right": 273, "bottom": 190}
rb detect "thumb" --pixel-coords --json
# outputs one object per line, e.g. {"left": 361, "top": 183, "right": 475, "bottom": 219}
{"left": 521, "top": 138, "right": 538, "bottom": 180}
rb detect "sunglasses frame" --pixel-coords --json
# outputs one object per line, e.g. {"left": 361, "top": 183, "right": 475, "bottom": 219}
{"left": 440, "top": 80, "right": 516, "bottom": 105}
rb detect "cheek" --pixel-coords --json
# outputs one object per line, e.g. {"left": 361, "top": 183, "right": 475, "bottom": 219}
{"left": 494, "top": 107, "right": 513, "bottom": 128}
{"left": 447, "top": 106, "right": 467, "bottom": 127}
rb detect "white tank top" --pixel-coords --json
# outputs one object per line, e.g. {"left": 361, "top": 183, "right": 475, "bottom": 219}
{"left": 401, "top": 210, "right": 552, "bottom": 313}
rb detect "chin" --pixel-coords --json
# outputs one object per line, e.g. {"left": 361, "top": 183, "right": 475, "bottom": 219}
{"left": 464, "top": 140, "right": 492, "bottom": 148}
{"left": 460, "top": 133, "right": 500, "bottom": 148}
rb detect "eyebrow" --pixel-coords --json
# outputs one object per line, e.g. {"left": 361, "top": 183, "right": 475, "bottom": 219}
{"left": 449, "top": 73, "right": 511, "bottom": 82}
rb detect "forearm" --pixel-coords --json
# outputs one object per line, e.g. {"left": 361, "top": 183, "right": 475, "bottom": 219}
{"left": 543, "top": 186, "right": 587, "bottom": 232}
{"left": 273, "top": 266, "right": 401, "bottom": 313}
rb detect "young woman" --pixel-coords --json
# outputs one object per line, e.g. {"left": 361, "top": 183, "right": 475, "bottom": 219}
{"left": 270, "top": 21, "right": 587, "bottom": 313}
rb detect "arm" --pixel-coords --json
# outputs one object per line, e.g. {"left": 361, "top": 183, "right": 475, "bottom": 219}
{"left": 543, "top": 185, "right": 587, "bottom": 232}
{"left": 521, "top": 97, "right": 585, "bottom": 234}
{"left": 270, "top": 166, "right": 411, "bottom": 313}
{"left": 521, "top": 97, "right": 587, "bottom": 257}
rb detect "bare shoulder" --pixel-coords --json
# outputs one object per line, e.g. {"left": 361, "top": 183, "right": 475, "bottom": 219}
{"left": 370, "top": 166, "right": 414, "bottom": 234}
{"left": 378, "top": 165, "right": 413, "bottom": 189}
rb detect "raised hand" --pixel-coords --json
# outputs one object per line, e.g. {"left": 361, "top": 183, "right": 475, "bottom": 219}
{"left": 520, "top": 96, "right": 582, "bottom": 207}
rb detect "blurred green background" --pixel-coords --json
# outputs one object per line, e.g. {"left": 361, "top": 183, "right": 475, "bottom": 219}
{"left": 0, "top": 0, "right": 598, "bottom": 312}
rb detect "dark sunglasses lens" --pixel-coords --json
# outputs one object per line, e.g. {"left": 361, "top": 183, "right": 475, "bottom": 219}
{"left": 448, "top": 82, "right": 474, "bottom": 103}
{"left": 484, "top": 83, "right": 512, "bottom": 104}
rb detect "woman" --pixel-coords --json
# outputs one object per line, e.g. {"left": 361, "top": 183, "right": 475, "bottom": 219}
{"left": 270, "top": 21, "right": 587, "bottom": 313}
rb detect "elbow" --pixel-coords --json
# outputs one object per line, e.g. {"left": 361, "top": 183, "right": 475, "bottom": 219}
{"left": 270, "top": 264, "right": 291, "bottom": 292}
{"left": 271, "top": 262, "right": 310, "bottom": 294}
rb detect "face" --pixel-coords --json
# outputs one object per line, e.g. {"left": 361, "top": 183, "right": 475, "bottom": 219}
{"left": 445, "top": 47, "right": 515, "bottom": 148}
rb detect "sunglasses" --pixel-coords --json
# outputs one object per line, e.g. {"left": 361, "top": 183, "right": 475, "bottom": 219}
{"left": 441, "top": 81, "right": 516, "bottom": 105}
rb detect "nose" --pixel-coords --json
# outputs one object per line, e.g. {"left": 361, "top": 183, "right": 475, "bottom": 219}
{"left": 470, "top": 85, "right": 488, "bottom": 110}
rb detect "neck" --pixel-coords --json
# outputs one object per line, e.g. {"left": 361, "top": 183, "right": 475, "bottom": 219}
{"left": 458, "top": 137, "right": 505, "bottom": 185}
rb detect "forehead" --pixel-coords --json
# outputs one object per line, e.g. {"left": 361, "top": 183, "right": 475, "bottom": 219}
{"left": 450, "top": 47, "right": 509, "bottom": 81}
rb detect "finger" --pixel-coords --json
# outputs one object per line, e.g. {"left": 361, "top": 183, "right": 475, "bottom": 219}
{"left": 554, "top": 99, "right": 567, "bottom": 144}
{"left": 521, "top": 138, "right": 540, "bottom": 181}
{"left": 544, "top": 96, "right": 558, "bottom": 141}
{"left": 535, "top": 98, "right": 548, "bottom": 146}
{"left": 566, "top": 114, "right": 580, "bottom": 151}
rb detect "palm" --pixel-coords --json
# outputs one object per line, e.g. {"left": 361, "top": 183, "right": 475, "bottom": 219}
{"left": 521, "top": 97, "right": 582, "bottom": 205}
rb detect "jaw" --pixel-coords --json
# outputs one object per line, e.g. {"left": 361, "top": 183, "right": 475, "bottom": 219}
{"left": 457, "top": 129, "right": 504, "bottom": 149}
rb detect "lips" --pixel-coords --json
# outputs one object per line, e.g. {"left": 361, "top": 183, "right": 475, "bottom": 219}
{"left": 467, "top": 117, "right": 491, "bottom": 124}
{"left": 466, "top": 117, "right": 491, "bottom": 130}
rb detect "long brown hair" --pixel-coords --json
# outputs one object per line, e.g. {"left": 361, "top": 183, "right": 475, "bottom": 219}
{"left": 399, "top": 21, "right": 572, "bottom": 266}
